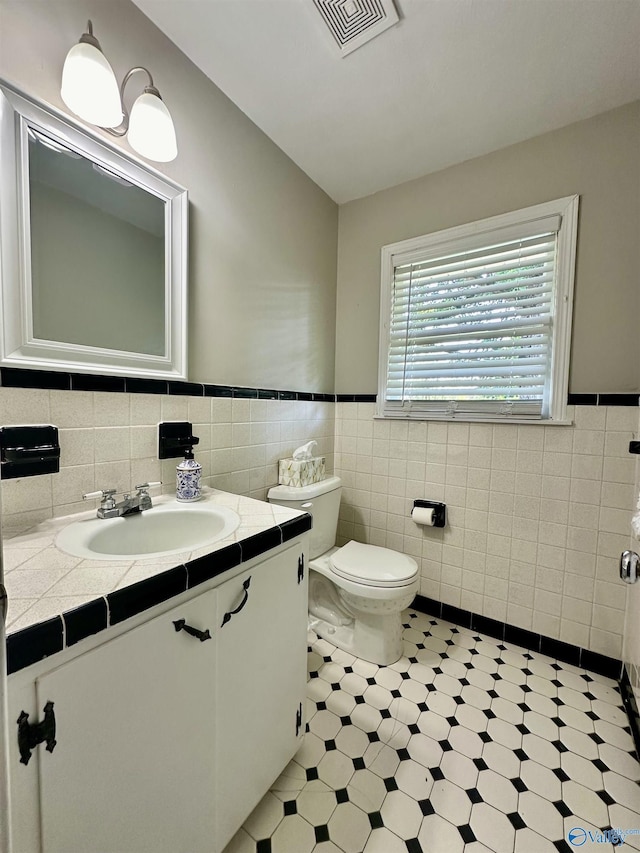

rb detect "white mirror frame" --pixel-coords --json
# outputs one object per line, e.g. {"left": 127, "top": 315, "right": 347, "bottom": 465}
{"left": 0, "top": 81, "right": 188, "bottom": 379}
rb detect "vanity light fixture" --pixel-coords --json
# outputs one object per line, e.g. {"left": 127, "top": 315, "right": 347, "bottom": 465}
{"left": 60, "top": 20, "right": 177, "bottom": 162}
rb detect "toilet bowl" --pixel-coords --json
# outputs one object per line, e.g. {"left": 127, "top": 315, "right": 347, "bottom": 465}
{"left": 267, "top": 476, "right": 419, "bottom": 665}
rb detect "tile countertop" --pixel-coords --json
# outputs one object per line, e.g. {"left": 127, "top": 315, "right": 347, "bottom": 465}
{"left": 2, "top": 487, "right": 311, "bottom": 673}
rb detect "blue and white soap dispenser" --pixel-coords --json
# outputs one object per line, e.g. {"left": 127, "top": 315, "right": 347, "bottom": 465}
{"left": 176, "top": 446, "right": 202, "bottom": 502}
{"left": 157, "top": 422, "right": 202, "bottom": 502}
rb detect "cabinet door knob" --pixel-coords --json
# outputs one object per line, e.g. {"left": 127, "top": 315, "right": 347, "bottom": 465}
{"left": 221, "top": 577, "right": 251, "bottom": 627}
{"left": 172, "top": 619, "right": 212, "bottom": 642}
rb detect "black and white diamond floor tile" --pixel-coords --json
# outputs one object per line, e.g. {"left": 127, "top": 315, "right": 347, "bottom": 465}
{"left": 223, "top": 610, "right": 640, "bottom": 853}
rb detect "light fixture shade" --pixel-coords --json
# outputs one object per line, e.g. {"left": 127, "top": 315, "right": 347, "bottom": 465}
{"left": 61, "top": 42, "right": 123, "bottom": 128}
{"left": 128, "top": 92, "right": 177, "bottom": 162}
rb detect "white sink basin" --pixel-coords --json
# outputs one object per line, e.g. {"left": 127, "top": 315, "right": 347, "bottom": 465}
{"left": 56, "top": 502, "right": 241, "bottom": 561}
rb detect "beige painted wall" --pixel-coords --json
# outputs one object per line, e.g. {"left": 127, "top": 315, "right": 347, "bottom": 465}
{"left": 0, "top": 0, "right": 338, "bottom": 392}
{"left": 335, "top": 101, "right": 640, "bottom": 394}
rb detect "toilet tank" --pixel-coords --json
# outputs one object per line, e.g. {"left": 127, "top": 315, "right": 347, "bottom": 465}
{"left": 267, "top": 475, "right": 342, "bottom": 559}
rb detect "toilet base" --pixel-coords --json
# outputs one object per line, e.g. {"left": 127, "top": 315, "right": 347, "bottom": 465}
{"left": 307, "top": 558, "right": 417, "bottom": 666}
{"left": 309, "top": 604, "right": 406, "bottom": 667}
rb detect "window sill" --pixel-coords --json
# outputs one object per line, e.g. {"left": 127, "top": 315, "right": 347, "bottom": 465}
{"left": 373, "top": 413, "right": 574, "bottom": 426}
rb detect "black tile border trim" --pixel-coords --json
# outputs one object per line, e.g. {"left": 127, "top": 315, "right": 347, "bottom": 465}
{"left": 204, "top": 384, "right": 233, "bottom": 398}
{"left": 6, "top": 514, "right": 312, "bottom": 674}
{"left": 71, "top": 374, "right": 125, "bottom": 392}
{"left": 107, "top": 565, "right": 189, "bottom": 626}
{"left": 567, "top": 393, "right": 598, "bottom": 406}
{"left": 338, "top": 393, "right": 640, "bottom": 406}
{"left": 0, "top": 366, "right": 337, "bottom": 402}
{"left": 568, "top": 392, "right": 640, "bottom": 407}
{"left": 2, "top": 366, "right": 639, "bottom": 407}
{"left": 1, "top": 367, "right": 71, "bottom": 391}
{"left": 186, "top": 543, "right": 242, "bottom": 590}
{"left": 598, "top": 393, "right": 640, "bottom": 406}
{"left": 412, "top": 594, "right": 623, "bottom": 679}
{"left": 64, "top": 598, "right": 108, "bottom": 647}
{"left": 126, "top": 377, "right": 168, "bottom": 395}
{"left": 620, "top": 665, "right": 640, "bottom": 760}
{"left": 240, "top": 527, "right": 283, "bottom": 563}
{"left": 168, "top": 381, "right": 204, "bottom": 397}
{"left": 7, "top": 616, "right": 64, "bottom": 675}
{"left": 335, "top": 394, "right": 377, "bottom": 403}
{"left": 280, "top": 514, "right": 313, "bottom": 543}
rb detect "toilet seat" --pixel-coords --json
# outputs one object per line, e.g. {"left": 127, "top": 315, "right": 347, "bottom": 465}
{"left": 329, "top": 541, "right": 418, "bottom": 588}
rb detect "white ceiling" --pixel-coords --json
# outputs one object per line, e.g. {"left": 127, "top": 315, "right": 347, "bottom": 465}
{"left": 132, "top": 0, "right": 640, "bottom": 204}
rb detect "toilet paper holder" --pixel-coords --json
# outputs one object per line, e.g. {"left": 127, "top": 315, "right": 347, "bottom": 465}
{"left": 413, "top": 499, "right": 446, "bottom": 528}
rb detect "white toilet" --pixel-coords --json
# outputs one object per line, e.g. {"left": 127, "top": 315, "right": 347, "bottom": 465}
{"left": 267, "top": 476, "right": 419, "bottom": 665}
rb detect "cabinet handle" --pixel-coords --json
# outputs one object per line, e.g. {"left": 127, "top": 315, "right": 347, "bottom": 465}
{"left": 221, "top": 576, "right": 251, "bottom": 627}
{"left": 17, "top": 701, "right": 57, "bottom": 766}
{"left": 172, "top": 619, "right": 212, "bottom": 642}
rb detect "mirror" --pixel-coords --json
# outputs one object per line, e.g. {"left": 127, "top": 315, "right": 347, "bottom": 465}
{"left": 0, "top": 81, "right": 188, "bottom": 379}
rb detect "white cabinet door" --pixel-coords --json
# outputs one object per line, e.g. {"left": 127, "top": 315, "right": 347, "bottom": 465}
{"left": 214, "top": 542, "right": 308, "bottom": 851}
{"left": 6, "top": 678, "right": 41, "bottom": 853}
{"left": 35, "top": 589, "right": 218, "bottom": 853}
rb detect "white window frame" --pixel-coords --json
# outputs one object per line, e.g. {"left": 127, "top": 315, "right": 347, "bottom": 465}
{"left": 377, "top": 195, "right": 579, "bottom": 424}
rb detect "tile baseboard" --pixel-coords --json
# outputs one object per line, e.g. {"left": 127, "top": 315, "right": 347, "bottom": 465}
{"left": 620, "top": 666, "right": 640, "bottom": 760}
{"left": 411, "top": 594, "right": 623, "bottom": 680}
{"left": 410, "top": 594, "right": 640, "bottom": 761}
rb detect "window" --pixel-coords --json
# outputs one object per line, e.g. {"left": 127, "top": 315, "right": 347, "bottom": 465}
{"left": 377, "top": 196, "right": 579, "bottom": 423}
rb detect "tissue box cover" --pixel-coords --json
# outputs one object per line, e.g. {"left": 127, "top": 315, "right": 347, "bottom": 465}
{"left": 279, "top": 456, "right": 326, "bottom": 487}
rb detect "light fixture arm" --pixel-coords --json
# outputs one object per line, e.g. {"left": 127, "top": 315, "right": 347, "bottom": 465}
{"left": 79, "top": 20, "right": 101, "bottom": 51}
{"left": 105, "top": 66, "right": 159, "bottom": 138}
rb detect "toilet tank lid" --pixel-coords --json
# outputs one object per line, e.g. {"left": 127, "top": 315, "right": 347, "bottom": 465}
{"left": 267, "top": 475, "right": 342, "bottom": 501}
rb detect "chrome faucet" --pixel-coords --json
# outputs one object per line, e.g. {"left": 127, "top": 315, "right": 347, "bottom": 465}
{"left": 82, "top": 482, "right": 161, "bottom": 518}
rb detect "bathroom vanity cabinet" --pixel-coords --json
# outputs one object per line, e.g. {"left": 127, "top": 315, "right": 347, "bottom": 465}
{"left": 6, "top": 538, "right": 308, "bottom": 853}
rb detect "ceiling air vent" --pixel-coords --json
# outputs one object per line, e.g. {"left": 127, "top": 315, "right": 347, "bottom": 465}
{"left": 312, "top": 0, "right": 399, "bottom": 56}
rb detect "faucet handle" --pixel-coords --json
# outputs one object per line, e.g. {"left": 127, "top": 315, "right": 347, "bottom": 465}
{"left": 135, "top": 481, "right": 162, "bottom": 493}
{"left": 83, "top": 488, "right": 117, "bottom": 509}
{"left": 134, "top": 482, "right": 161, "bottom": 511}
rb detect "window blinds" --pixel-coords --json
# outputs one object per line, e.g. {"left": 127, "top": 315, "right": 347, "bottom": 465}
{"left": 383, "top": 217, "right": 561, "bottom": 420}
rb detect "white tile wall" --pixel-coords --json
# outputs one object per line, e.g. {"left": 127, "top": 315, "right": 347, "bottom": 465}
{"left": 334, "top": 403, "right": 640, "bottom": 660}
{"left": 0, "top": 389, "right": 335, "bottom": 536}
{"left": 2, "top": 386, "right": 639, "bottom": 662}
